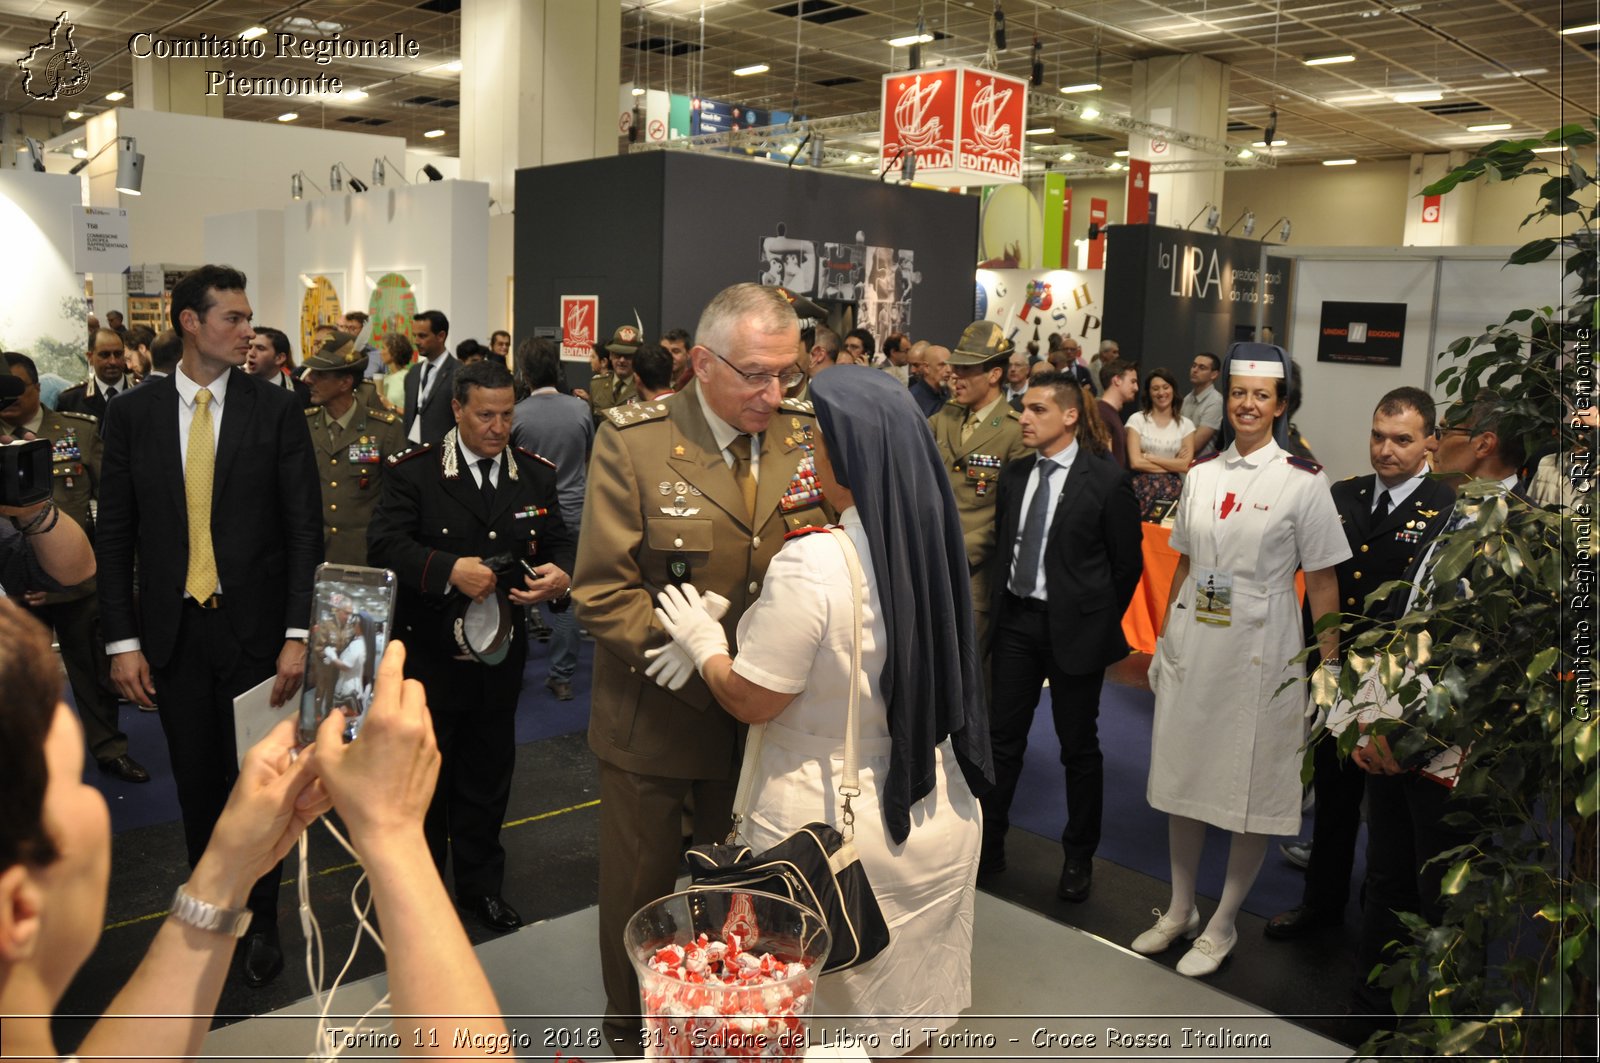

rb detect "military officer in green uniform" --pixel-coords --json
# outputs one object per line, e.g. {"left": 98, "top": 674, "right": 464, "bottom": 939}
{"left": 1, "top": 352, "right": 148, "bottom": 781}
{"left": 303, "top": 333, "right": 407, "bottom": 566}
{"left": 587, "top": 324, "right": 641, "bottom": 420}
{"left": 930, "top": 321, "right": 1033, "bottom": 655}
{"left": 575, "top": 284, "right": 831, "bottom": 1055}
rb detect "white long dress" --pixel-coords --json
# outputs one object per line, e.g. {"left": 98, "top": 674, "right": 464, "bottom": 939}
{"left": 1146, "top": 440, "right": 1351, "bottom": 835}
{"left": 732, "top": 508, "right": 982, "bottom": 1048}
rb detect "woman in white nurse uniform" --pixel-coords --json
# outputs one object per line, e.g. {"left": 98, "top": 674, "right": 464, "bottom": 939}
{"left": 1136, "top": 344, "right": 1349, "bottom": 976}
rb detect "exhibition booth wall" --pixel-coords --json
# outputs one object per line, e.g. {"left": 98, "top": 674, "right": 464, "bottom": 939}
{"left": 975, "top": 268, "right": 1105, "bottom": 353}
{"left": 77, "top": 108, "right": 458, "bottom": 314}
{"left": 203, "top": 180, "right": 488, "bottom": 361}
{"left": 1286, "top": 249, "right": 1568, "bottom": 480}
{"left": 513, "top": 151, "right": 979, "bottom": 364}
{"left": 0, "top": 171, "right": 89, "bottom": 382}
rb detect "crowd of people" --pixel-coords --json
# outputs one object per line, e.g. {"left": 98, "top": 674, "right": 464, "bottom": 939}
{"left": 0, "top": 266, "right": 1561, "bottom": 1055}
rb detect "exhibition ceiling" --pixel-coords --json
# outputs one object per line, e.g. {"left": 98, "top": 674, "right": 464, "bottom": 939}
{"left": 1, "top": 1, "right": 1594, "bottom": 166}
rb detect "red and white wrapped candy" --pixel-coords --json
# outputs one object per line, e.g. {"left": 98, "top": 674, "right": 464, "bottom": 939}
{"left": 640, "top": 929, "right": 815, "bottom": 1060}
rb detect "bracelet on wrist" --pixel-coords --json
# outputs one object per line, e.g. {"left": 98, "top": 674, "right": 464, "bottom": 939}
{"left": 9, "top": 500, "right": 54, "bottom": 534}
{"left": 24, "top": 503, "right": 61, "bottom": 537}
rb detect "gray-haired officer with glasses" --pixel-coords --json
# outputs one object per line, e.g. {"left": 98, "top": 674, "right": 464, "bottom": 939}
{"left": 574, "top": 283, "right": 831, "bottom": 1056}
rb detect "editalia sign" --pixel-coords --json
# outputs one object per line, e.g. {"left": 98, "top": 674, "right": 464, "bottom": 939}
{"left": 880, "top": 66, "right": 1026, "bottom": 187}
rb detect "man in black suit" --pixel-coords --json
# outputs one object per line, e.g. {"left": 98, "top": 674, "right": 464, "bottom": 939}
{"left": 982, "top": 370, "right": 1142, "bottom": 900}
{"left": 1266, "top": 386, "right": 1455, "bottom": 941}
{"left": 97, "top": 265, "right": 322, "bottom": 988}
{"left": 403, "top": 309, "right": 457, "bottom": 445}
{"left": 244, "top": 325, "right": 311, "bottom": 407}
{"left": 57, "top": 328, "right": 132, "bottom": 418}
{"left": 368, "top": 359, "right": 575, "bottom": 933}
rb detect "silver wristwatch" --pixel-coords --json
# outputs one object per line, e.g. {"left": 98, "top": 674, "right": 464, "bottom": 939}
{"left": 169, "top": 885, "right": 253, "bottom": 938}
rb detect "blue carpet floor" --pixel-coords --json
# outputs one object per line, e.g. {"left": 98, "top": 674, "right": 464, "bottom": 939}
{"left": 1006, "top": 678, "right": 1368, "bottom": 918}
{"left": 81, "top": 640, "right": 1362, "bottom": 918}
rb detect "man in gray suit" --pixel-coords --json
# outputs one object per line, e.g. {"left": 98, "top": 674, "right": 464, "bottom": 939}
{"left": 510, "top": 337, "right": 594, "bottom": 700}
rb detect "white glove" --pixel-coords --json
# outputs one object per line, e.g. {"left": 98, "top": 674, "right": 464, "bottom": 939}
{"left": 654, "top": 584, "right": 731, "bottom": 670}
{"left": 644, "top": 591, "right": 729, "bottom": 690}
{"left": 323, "top": 646, "right": 338, "bottom": 663}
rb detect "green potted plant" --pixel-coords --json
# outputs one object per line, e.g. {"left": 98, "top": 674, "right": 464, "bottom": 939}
{"left": 1310, "top": 120, "right": 1597, "bottom": 1059}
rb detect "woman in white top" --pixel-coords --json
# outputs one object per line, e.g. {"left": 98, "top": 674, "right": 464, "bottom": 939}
{"left": 1125, "top": 367, "right": 1196, "bottom": 519}
{"left": 1135, "top": 344, "right": 1348, "bottom": 978}
{"left": 654, "top": 365, "right": 991, "bottom": 1049}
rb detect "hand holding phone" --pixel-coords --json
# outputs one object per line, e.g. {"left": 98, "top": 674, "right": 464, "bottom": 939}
{"left": 299, "top": 563, "right": 398, "bottom": 745}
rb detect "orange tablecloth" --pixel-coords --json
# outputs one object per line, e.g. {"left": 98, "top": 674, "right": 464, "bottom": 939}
{"left": 1119, "top": 523, "right": 1307, "bottom": 655}
{"left": 1121, "top": 524, "right": 1181, "bottom": 655}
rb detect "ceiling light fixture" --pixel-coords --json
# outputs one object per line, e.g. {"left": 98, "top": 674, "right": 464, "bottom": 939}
{"left": 423, "top": 128, "right": 446, "bottom": 139}
{"left": 1059, "top": 151, "right": 1074, "bottom": 162}
{"left": 1323, "top": 158, "right": 1357, "bottom": 165}
{"left": 240, "top": 26, "right": 268, "bottom": 40}
{"left": 1060, "top": 82, "right": 1101, "bottom": 94}
{"left": 105, "top": 90, "right": 126, "bottom": 102}
{"left": 277, "top": 112, "right": 298, "bottom": 122}
{"left": 71, "top": 147, "right": 88, "bottom": 159}
{"left": 66, "top": 110, "right": 83, "bottom": 120}
{"left": 1559, "top": 23, "right": 1600, "bottom": 35}
{"left": 1393, "top": 90, "right": 1444, "bottom": 103}
{"left": 630, "top": 86, "right": 646, "bottom": 96}
{"left": 1025, "top": 127, "right": 1055, "bottom": 136}
{"left": 1467, "top": 122, "right": 1512, "bottom": 132}
{"left": 443, "top": 60, "right": 462, "bottom": 73}
{"left": 1303, "top": 54, "right": 1355, "bottom": 66}
{"left": 733, "top": 63, "right": 770, "bottom": 76}
{"left": 886, "top": 33, "right": 935, "bottom": 47}
{"left": 1238, "top": 147, "right": 1255, "bottom": 159}
{"left": 1252, "top": 140, "right": 1288, "bottom": 147}
{"left": 1079, "top": 104, "right": 1101, "bottom": 120}
{"left": 345, "top": 88, "right": 369, "bottom": 101}
{"left": 1327, "top": 93, "right": 1383, "bottom": 104}
{"left": 1530, "top": 145, "right": 1569, "bottom": 153}
{"left": 1113, "top": 149, "right": 1130, "bottom": 157}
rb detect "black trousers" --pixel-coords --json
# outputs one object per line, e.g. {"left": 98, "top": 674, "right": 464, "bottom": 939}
{"left": 1300, "top": 730, "right": 1367, "bottom": 912}
{"left": 24, "top": 592, "right": 126, "bottom": 761}
{"left": 1353, "top": 771, "right": 1476, "bottom": 1013}
{"left": 150, "top": 600, "right": 283, "bottom": 928}
{"left": 409, "top": 648, "right": 524, "bottom": 900}
{"left": 982, "top": 595, "right": 1106, "bottom": 863}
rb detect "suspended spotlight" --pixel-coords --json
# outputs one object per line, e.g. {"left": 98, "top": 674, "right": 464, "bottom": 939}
{"left": 1031, "top": 38, "right": 1043, "bottom": 87}
{"left": 1184, "top": 202, "right": 1219, "bottom": 231}
{"left": 909, "top": 8, "right": 926, "bottom": 70}
{"left": 68, "top": 136, "right": 143, "bottom": 194}
{"left": 993, "top": 1, "right": 1006, "bottom": 50}
{"left": 330, "top": 162, "right": 366, "bottom": 193}
{"left": 289, "top": 170, "right": 324, "bottom": 200}
{"left": 1222, "top": 208, "right": 1256, "bottom": 236}
{"left": 420, "top": 164, "right": 445, "bottom": 182}
{"left": 372, "top": 155, "right": 410, "bottom": 186}
{"left": 1262, "top": 108, "right": 1278, "bottom": 146}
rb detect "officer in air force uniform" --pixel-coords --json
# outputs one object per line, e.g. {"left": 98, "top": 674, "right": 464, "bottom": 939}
{"left": 574, "top": 283, "right": 832, "bottom": 1054}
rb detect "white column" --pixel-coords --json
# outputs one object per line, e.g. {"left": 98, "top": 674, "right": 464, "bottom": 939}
{"left": 1403, "top": 152, "right": 1478, "bottom": 246}
{"left": 461, "top": 0, "right": 622, "bottom": 211}
{"left": 131, "top": 57, "right": 223, "bottom": 118}
{"left": 1128, "top": 55, "right": 1229, "bottom": 230}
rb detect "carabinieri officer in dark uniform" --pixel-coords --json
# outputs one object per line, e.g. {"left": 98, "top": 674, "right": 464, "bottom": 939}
{"left": 367, "top": 359, "right": 575, "bottom": 933}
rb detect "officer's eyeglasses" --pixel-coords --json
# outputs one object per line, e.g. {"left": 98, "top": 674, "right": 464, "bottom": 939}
{"left": 1432, "top": 426, "right": 1477, "bottom": 440}
{"left": 708, "top": 348, "right": 805, "bottom": 391}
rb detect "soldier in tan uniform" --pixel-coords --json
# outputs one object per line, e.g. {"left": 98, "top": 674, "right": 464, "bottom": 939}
{"left": 587, "top": 325, "right": 640, "bottom": 419}
{"left": 1, "top": 352, "right": 147, "bottom": 781}
{"left": 930, "top": 322, "right": 1033, "bottom": 654}
{"left": 575, "top": 284, "right": 829, "bottom": 1055}
{"left": 302, "top": 333, "right": 407, "bottom": 566}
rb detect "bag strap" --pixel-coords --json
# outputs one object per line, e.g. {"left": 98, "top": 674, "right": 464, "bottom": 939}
{"left": 827, "top": 527, "right": 865, "bottom": 839}
{"left": 725, "top": 526, "right": 867, "bottom": 843}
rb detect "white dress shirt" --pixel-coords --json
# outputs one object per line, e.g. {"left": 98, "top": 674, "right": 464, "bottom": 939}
{"left": 696, "top": 386, "right": 762, "bottom": 478}
{"left": 1008, "top": 439, "right": 1079, "bottom": 600}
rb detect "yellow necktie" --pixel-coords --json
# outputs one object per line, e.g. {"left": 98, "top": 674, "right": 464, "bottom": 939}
{"left": 728, "top": 433, "right": 757, "bottom": 520}
{"left": 184, "top": 389, "right": 218, "bottom": 602}
{"left": 961, "top": 414, "right": 979, "bottom": 444}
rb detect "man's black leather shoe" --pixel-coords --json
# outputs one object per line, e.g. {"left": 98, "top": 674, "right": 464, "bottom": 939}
{"left": 545, "top": 677, "right": 574, "bottom": 701}
{"left": 466, "top": 894, "right": 523, "bottom": 932}
{"left": 241, "top": 927, "right": 283, "bottom": 987}
{"left": 1057, "top": 858, "right": 1093, "bottom": 902}
{"left": 98, "top": 754, "right": 151, "bottom": 783}
{"left": 1264, "top": 904, "right": 1342, "bottom": 940}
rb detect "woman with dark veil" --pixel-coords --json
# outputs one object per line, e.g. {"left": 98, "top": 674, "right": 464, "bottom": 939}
{"left": 653, "top": 364, "right": 992, "bottom": 1047}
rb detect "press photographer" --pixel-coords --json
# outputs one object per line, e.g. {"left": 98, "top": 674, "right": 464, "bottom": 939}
{"left": 1, "top": 370, "right": 95, "bottom": 596}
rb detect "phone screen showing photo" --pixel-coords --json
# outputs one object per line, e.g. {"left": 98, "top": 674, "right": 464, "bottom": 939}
{"left": 298, "top": 564, "right": 398, "bottom": 745}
